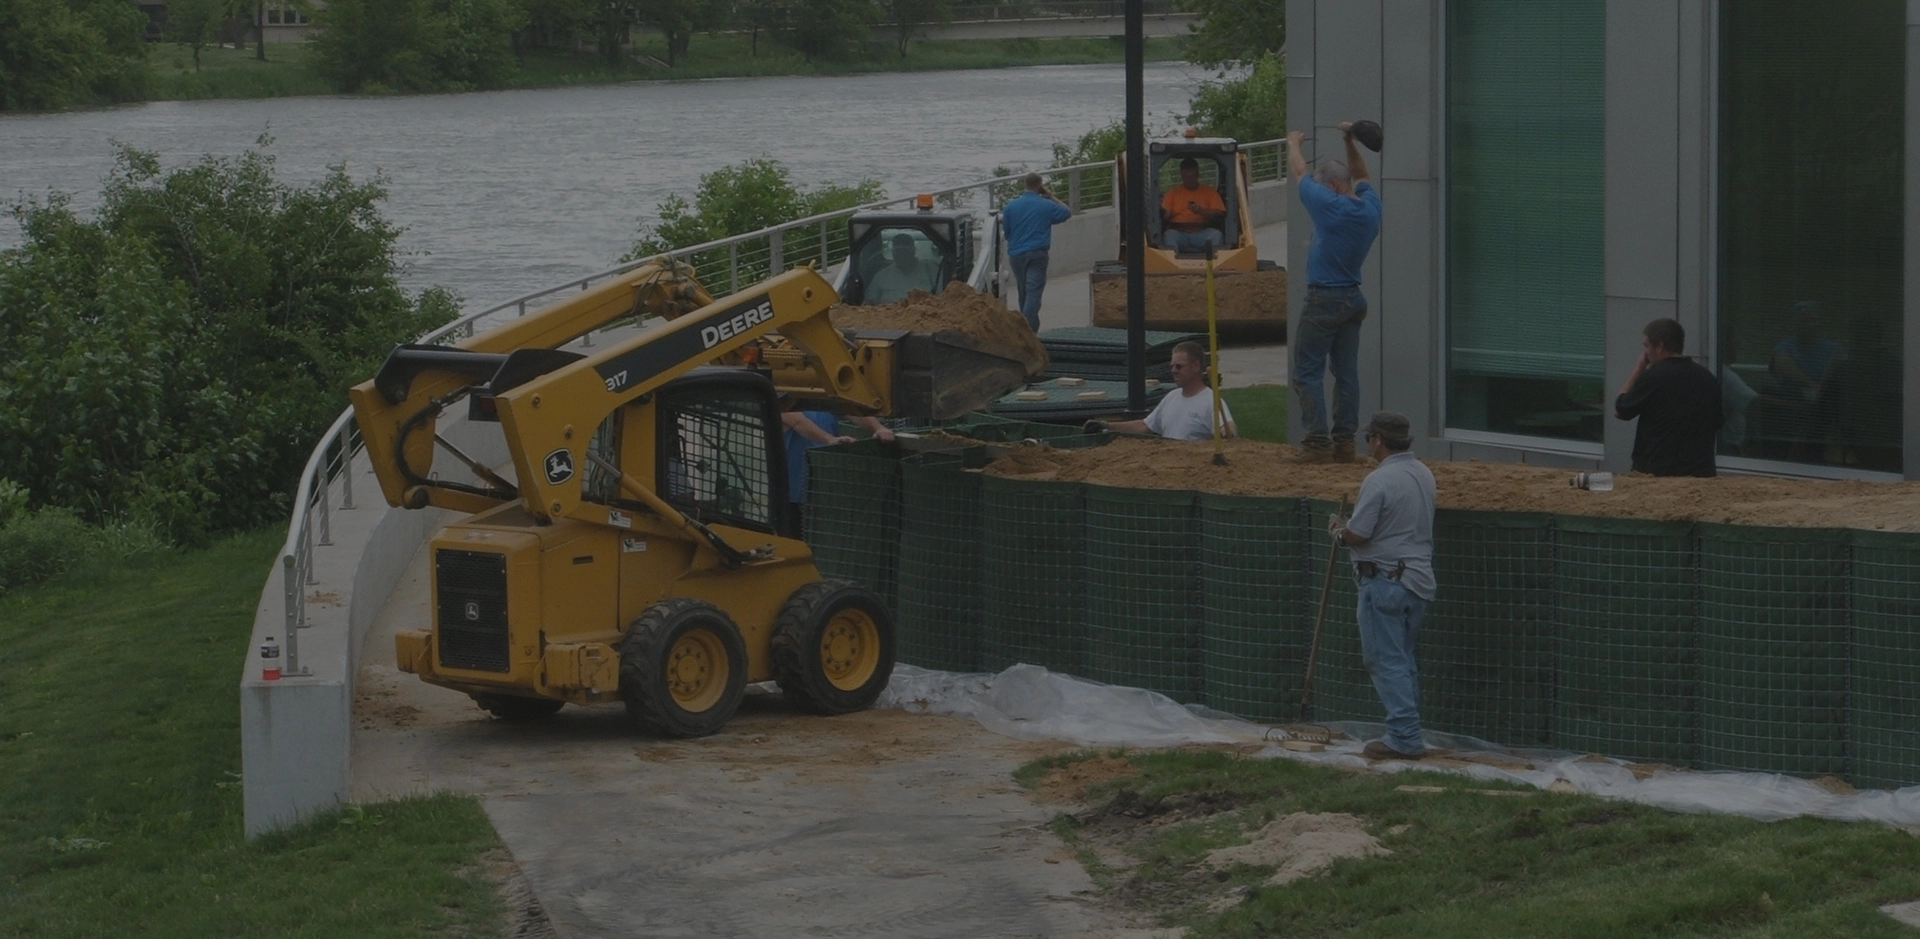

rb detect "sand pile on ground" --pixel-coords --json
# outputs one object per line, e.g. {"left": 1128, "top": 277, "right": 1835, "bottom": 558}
{"left": 1090, "top": 269, "right": 1288, "bottom": 337}
{"left": 978, "top": 437, "right": 1920, "bottom": 531}
{"left": 1203, "top": 813, "right": 1389, "bottom": 886}
{"left": 831, "top": 281, "right": 1049, "bottom": 377}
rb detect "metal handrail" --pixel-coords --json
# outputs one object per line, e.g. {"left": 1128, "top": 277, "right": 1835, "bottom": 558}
{"left": 269, "top": 138, "right": 1287, "bottom": 675}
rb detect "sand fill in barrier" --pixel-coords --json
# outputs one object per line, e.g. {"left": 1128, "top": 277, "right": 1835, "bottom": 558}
{"left": 831, "top": 282, "right": 1049, "bottom": 378}
{"left": 981, "top": 437, "right": 1920, "bottom": 531}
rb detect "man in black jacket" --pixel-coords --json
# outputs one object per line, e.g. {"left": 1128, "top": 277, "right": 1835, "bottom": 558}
{"left": 1614, "top": 318, "right": 1723, "bottom": 476}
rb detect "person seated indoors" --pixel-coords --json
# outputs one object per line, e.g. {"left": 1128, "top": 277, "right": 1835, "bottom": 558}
{"left": 1158, "top": 158, "right": 1228, "bottom": 253}
{"left": 862, "top": 233, "right": 935, "bottom": 303}
{"left": 1085, "top": 342, "right": 1236, "bottom": 441}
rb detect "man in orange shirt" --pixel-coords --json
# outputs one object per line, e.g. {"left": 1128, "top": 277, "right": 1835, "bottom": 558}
{"left": 1158, "top": 157, "right": 1228, "bottom": 252}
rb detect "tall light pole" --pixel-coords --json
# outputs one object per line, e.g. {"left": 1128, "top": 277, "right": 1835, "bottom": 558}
{"left": 1123, "top": 0, "right": 1146, "bottom": 415}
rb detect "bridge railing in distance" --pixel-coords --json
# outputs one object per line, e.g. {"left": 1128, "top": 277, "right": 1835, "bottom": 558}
{"left": 268, "top": 137, "right": 1285, "bottom": 677}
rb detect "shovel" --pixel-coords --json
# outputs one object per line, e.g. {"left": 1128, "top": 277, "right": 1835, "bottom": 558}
{"left": 1300, "top": 494, "right": 1351, "bottom": 724}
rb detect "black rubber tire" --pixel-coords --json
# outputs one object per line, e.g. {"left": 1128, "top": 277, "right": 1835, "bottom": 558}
{"left": 620, "top": 598, "right": 748, "bottom": 737}
{"left": 771, "top": 580, "right": 896, "bottom": 715}
{"left": 472, "top": 693, "right": 565, "bottom": 721}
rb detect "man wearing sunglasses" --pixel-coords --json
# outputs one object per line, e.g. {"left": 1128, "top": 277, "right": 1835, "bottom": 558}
{"left": 1086, "top": 342, "right": 1237, "bottom": 441}
{"left": 1328, "top": 411, "right": 1435, "bottom": 761}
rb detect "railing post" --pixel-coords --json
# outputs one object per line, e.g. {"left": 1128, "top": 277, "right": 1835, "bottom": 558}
{"left": 340, "top": 436, "right": 355, "bottom": 510}
{"left": 768, "top": 229, "right": 785, "bottom": 274}
{"left": 820, "top": 219, "right": 831, "bottom": 266}
{"left": 304, "top": 515, "right": 319, "bottom": 584}
{"left": 729, "top": 243, "right": 739, "bottom": 294}
{"left": 282, "top": 554, "right": 300, "bottom": 677}
{"left": 317, "top": 477, "right": 332, "bottom": 547}
{"left": 580, "top": 281, "right": 594, "bottom": 346}
{"left": 1068, "top": 167, "right": 1083, "bottom": 211}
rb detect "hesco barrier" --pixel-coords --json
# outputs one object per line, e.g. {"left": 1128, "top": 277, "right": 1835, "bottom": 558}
{"left": 804, "top": 435, "right": 1920, "bottom": 787}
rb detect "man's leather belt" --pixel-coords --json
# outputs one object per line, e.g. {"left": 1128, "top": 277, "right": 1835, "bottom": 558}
{"left": 1356, "top": 560, "right": 1406, "bottom": 580}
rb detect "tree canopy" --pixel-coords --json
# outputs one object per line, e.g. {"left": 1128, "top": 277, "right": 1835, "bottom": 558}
{"left": 0, "top": 141, "right": 456, "bottom": 543}
{"left": 0, "top": 0, "right": 151, "bottom": 111}
{"left": 310, "top": 0, "right": 526, "bottom": 93}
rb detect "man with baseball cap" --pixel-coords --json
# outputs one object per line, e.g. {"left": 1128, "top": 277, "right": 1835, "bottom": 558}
{"left": 1329, "top": 411, "right": 1436, "bottom": 760}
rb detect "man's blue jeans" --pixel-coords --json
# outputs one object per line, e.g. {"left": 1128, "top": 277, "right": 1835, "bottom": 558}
{"left": 1164, "top": 228, "right": 1224, "bottom": 253}
{"left": 1292, "top": 286, "right": 1366, "bottom": 443}
{"left": 1357, "top": 574, "right": 1428, "bottom": 755}
{"left": 1009, "top": 249, "right": 1049, "bottom": 331}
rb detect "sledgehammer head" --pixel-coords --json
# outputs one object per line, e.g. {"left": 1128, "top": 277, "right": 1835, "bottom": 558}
{"left": 1349, "top": 120, "right": 1384, "bottom": 152}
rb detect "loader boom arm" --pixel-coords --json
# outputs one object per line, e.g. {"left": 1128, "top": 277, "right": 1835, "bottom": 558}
{"left": 349, "top": 263, "right": 891, "bottom": 519}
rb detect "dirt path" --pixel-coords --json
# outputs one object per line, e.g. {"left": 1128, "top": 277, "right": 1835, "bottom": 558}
{"left": 353, "top": 551, "right": 1170, "bottom": 939}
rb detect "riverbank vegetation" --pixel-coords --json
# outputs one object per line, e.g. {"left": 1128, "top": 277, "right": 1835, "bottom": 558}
{"left": 0, "top": 140, "right": 452, "bottom": 563}
{"left": 0, "top": 529, "right": 511, "bottom": 939}
{"left": 2, "top": 0, "right": 1186, "bottom": 109}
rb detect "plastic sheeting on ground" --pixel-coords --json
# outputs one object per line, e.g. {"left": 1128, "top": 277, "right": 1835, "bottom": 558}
{"left": 877, "top": 663, "right": 1920, "bottom": 828}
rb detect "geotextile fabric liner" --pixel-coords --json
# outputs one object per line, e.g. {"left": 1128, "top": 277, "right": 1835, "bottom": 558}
{"left": 1199, "top": 494, "right": 1309, "bottom": 723}
{"left": 806, "top": 435, "right": 1920, "bottom": 787}
{"left": 1851, "top": 530, "right": 1920, "bottom": 790}
{"left": 1699, "top": 524, "right": 1851, "bottom": 778}
{"left": 1424, "top": 511, "right": 1556, "bottom": 747}
{"left": 1084, "top": 486, "right": 1202, "bottom": 702}
{"left": 1552, "top": 516, "right": 1699, "bottom": 766}
{"left": 894, "top": 453, "right": 985, "bottom": 673}
{"left": 805, "top": 439, "right": 902, "bottom": 612}
{"left": 979, "top": 476, "right": 1089, "bottom": 675}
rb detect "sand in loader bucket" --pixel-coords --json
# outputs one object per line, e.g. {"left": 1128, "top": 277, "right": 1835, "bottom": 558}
{"left": 831, "top": 282, "right": 1049, "bottom": 419}
{"left": 1090, "top": 269, "right": 1289, "bottom": 341}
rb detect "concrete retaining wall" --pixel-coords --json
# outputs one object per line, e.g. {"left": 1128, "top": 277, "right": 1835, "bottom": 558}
{"left": 241, "top": 409, "right": 503, "bottom": 838}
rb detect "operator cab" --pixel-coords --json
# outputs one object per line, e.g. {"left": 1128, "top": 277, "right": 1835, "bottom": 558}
{"left": 839, "top": 197, "right": 975, "bottom": 305}
{"left": 578, "top": 368, "right": 804, "bottom": 540}
{"left": 1144, "top": 136, "right": 1244, "bottom": 258}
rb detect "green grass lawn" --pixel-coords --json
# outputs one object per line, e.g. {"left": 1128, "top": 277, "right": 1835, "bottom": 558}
{"left": 1019, "top": 749, "right": 1920, "bottom": 938}
{"left": 1221, "top": 384, "right": 1289, "bottom": 444}
{"left": 147, "top": 43, "right": 334, "bottom": 100}
{"left": 0, "top": 531, "right": 507, "bottom": 939}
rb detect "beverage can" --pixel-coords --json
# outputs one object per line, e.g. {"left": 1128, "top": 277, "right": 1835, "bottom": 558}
{"left": 1569, "top": 472, "right": 1614, "bottom": 492}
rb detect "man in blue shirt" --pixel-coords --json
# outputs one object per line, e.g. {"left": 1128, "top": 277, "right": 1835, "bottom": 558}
{"left": 999, "top": 173, "right": 1072, "bottom": 330}
{"left": 1287, "top": 122, "right": 1383, "bottom": 463}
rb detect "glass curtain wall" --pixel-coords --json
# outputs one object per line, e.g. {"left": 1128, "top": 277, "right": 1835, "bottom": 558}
{"left": 1718, "top": 1, "right": 1904, "bottom": 473}
{"left": 1445, "top": 0, "right": 1606, "bottom": 443}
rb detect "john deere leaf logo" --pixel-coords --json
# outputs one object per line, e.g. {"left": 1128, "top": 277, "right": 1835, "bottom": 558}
{"left": 544, "top": 448, "right": 574, "bottom": 485}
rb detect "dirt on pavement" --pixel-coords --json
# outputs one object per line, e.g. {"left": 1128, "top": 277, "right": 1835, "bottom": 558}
{"left": 353, "top": 551, "right": 1180, "bottom": 939}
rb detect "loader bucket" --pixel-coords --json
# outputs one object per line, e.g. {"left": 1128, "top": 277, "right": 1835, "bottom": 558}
{"left": 856, "top": 328, "right": 1041, "bottom": 420}
{"left": 1089, "top": 267, "right": 1290, "bottom": 343}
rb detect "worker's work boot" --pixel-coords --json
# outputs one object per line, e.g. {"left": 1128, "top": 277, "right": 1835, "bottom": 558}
{"left": 1292, "top": 438, "right": 1333, "bottom": 464}
{"left": 1331, "top": 438, "right": 1357, "bottom": 463}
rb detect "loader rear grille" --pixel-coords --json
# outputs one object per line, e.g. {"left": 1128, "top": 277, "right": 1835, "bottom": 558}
{"left": 436, "top": 549, "right": 510, "bottom": 672}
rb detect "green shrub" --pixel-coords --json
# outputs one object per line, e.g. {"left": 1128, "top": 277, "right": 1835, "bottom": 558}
{"left": 0, "top": 508, "right": 92, "bottom": 593}
{"left": 0, "top": 141, "right": 454, "bottom": 545}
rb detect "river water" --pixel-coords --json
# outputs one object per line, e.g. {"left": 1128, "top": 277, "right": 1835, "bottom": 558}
{"left": 0, "top": 63, "right": 1203, "bottom": 308}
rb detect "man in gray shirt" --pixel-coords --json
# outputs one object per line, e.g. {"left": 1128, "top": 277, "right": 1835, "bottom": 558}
{"left": 1329, "top": 411, "right": 1436, "bottom": 760}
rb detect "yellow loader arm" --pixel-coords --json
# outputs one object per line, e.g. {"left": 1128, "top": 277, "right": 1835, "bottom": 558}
{"left": 348, "top": 264, "right": 886, "bottom": 520}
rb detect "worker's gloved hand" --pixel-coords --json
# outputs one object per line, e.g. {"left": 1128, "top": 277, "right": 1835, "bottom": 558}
{"left": 1084, "top": 419, "right": 1109, "bottom": 434}
{"left": 1327, "top": 513, "right": 1347, "bottom": 540}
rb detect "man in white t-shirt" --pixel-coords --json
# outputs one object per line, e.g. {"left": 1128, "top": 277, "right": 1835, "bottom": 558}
{"left": 1087, "top": 342, "right": 1236, "bottom": 441}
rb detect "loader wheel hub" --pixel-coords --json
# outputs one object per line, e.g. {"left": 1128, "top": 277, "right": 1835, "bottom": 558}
{"left": 819, "top": 609, "right": 881, "bottom": 691}
{"left": 668, "top": 630, "right": 728, "bottom": 712}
